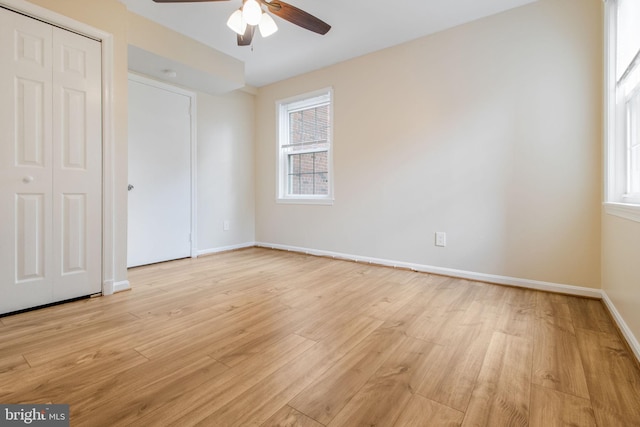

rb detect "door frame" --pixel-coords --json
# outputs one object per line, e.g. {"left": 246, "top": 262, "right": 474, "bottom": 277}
{"left": 127, "top": 72, "right": 198, "bottom": 261}
{"left": 0, "top": 0, "right": 119, "bottom": 294}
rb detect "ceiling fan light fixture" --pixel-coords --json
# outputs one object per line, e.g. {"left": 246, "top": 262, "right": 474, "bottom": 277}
{"left": 258, "top": 13, "right": 278, "bottom": 37}
{"left": 226, "top": 9, "right": 247, "bottom": 35}
{"left": 242, "top": 0, "right": 262, "bottom": 26}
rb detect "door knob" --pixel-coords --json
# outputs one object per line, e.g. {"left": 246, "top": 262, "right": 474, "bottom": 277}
{"left": 128, "top": 184, "right": 134, "bottom": 191}
{"left": 23, "top": 176, "right": 34, "bottom": 183}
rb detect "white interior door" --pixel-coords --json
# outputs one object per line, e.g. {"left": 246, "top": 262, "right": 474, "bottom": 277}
{"left": 127, "top": 76, "right": 192, "bottom": 268}
{"left": 0, "top": 8, "right": 102, "bottom": 314}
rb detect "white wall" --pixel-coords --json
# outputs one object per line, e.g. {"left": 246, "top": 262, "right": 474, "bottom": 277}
{"left": 255, "top": 0, "right": 603, "bottom": 289}
{"left": 197, "top": 90, "right": 255, "bottom": 254}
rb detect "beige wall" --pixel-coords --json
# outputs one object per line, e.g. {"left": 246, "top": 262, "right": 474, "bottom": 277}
{"left": 197, "top": 90, "right": 256, "bottom": 252}
{"left": 602, "top": 215, "right": 640, "bottom": 345}
{"left": 255, "top": 0, "right": 603, "bottom": 288}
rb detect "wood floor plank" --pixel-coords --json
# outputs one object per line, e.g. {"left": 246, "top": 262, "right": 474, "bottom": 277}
{"left": 393, "top": 394, "right": 464, "bottom": 427}
{"left": 529, "top": 385, "right": 596, "bottom": 427}
{"left": 133, "top": 333, "right": 318, "bottom": 426}
{"left": 0, "top": 311, "right": 141, "bottom": 359}
{"left": 495, "top": 288, "right": 536, "bottom": 339}
{"left": 72, "top": 357, "right": 229, "bottom": 425}
{"left": 261, "top": 405, "right": 324, "bottom": 427}
{"left": 288, "top": 328, "right": 405, "bottom": 425}
{"left": 405, "top": 280, "right": 474, "bottom": 346}
{"left": 134, "top": 299, "right": 292, "bottom": 360}
{"left": 415, "top": 300, "right": 498, "bottom": 412}
{"left": 461, "top": 332, "right": 532, "bottom": 427}
{"left": 532, "top": 318, "right": 589, "bottom": 399}
{"left": 0, "top": 354, "right": 30, "bottom": 375}
{"left": 19, "top": 315, "right": 149, "bottom": 368}
{"left": 379, "top": 276, "right": 448, "bottom": 333}
{"left": 328, "top": 337, "right": 437, "bottom": 427}
{"left": 567, "top": 297, "right": 618, "bottom": 335}
{"left": 0, "top": 348, "right": 149, "bottom": 403}
{"left": 73, "top": 357, "right": 229, "bottom": 425}
{"left": 535, "top": 292, "right": 573, "bottom": 331}
{"left": 294, "top": 272, "right": 399, "bottom": 341}
{"left": 576, "top": 328, "right": 640, "bottom": 426}
{"left": 198, "top": 317, "right": 384, "bottom": 426}
{"left": 357, "top": 275, "right": 425, "bottom": 322}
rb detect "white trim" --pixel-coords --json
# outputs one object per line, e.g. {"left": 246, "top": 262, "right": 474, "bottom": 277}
{"left": 197, "top": 242, "right": 256, "bottom": 257}
{"left": 0, "top": 0, "right": 118, "bottom": 298}
{"left": 127, "top": 73, "right": 199, "bottom": 259}
{"left": 276, "top": 197, "right": 335, "bottom": 205}
{"left": 604, "top": 201, "right": 640, "bottom": 222}
{"left": 254, "top": 242, "right": 602, "bottom": 298}
{"left": 604, "top": 0, "right": 616, "bottom": 201}
{"left": 190, "top": 93, "right": 198, "bottom": 258}
{"left": 112, "top": 280, "right": 131, "bottom": 293}
{"left": 601, "top": 290, "right": 640, "bottom": 363}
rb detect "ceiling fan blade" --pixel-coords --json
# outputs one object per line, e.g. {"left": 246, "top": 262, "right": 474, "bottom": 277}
{"left": 261, "top": 0, "right": 330, "bottom": 35}
{"left": 237, "top": 25, "right": 255, "bottom": 46}
{"left": 152, "top": 0, "right": 230, "bottom": 3}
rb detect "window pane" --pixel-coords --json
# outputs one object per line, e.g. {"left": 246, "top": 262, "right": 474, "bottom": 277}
{"left": 287, "top": 151, "right": 329, "bottom": 196}
{"left": 315, "top": 172, "right": 328, "bottom": 195}
{"left": 299, "top": 153, "right": 315, "bottom": 174}
{"left": 315, "top": 150, "right": 328, "bottom": 173}
{"left": 288, "top": 104, "right": 330, "bottom": 152}
{"left": 617, "top": 0, "right": 640, "bottom": 80}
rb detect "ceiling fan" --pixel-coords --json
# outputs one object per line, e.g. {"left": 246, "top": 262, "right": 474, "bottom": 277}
{"left": 152, "top": 0, "right": 331, "bottom": 46}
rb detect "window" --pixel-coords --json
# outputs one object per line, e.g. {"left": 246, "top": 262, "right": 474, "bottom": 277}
{"left": 605, "top": 0, "right": 640, "bottom": 221}
{"left": 277, "top": 89, "right": 333, "bottom": 204}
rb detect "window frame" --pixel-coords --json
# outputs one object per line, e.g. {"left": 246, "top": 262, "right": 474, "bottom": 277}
{"left": 276, "top": 87, "right": 334, "bottom": 205}
{"left": 604, "top": 0, "right": 640, "bottom": 222}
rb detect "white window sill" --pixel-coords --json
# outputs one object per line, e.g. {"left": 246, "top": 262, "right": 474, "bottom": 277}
{"left": 277, "top": 197, "right": 334, "bottom": 206}
{"left": 604, "top": 202, "right": 640, "bottom": 223}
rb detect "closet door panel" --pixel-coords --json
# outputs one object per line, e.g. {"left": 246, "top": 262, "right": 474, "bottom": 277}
{"left": 51, "top": 26, "right": 102, "bottom": 301}
{"left": 0, "top": 9, "right": 54, "bottom": 314}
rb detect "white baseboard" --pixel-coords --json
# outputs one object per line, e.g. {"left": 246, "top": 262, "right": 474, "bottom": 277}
{"left": 255, "top": 242, "right": 602, "bottom": 298}
{"left": 113, "top": 280, "right": 131, "bottom": 293}
{"left": 102, "top": 280, "right": 114, "bottom": 296}
{"left": 197, "top": 242, "right": 256, "bottom": 257}
{"left": 601, "top": 291, "right": 640, "bottom": 363}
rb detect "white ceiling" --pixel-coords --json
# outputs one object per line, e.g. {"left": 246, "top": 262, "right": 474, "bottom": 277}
{"left": 120, "top": 0, "right": 537, "bottom": 88}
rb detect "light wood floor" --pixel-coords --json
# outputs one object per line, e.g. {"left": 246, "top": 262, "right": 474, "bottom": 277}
{"left": 1, "top": 248, "right": 639, "bottom": 426}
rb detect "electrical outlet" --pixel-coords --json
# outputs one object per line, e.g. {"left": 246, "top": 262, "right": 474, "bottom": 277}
{"left": 223, "top": 220, "right": 230, "bottom": 231}
{"left": 435, "top": 232, "right": 446, "bottom": 247}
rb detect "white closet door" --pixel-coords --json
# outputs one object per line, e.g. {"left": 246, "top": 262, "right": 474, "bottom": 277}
{"left": 0, "top": 8, "right": 102, "bottom": 314}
